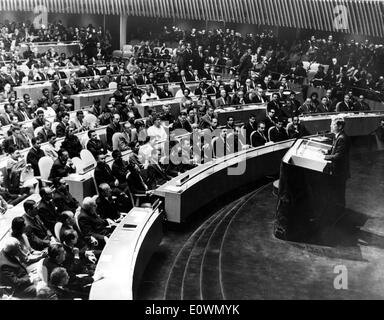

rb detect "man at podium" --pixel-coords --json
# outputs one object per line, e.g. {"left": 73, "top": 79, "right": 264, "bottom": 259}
{"left": 323, "top": 117, "right": 351, "bottom": 209}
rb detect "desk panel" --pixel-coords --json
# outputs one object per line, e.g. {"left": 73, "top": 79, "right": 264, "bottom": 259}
{"left": 300, "top": 113, "right": 384, "bottom": 136}
{"left": 19, "top": 43, "right": 80, "bottom": 56}
{"left": 154, "top": 141, "right": 294, "bottom": 223}
{"left": 72, "top": 90, "right": 114, "bottom": 110}
{"left": 15, "top": 83, "right": 52, "bottom": 102}
{"left": 90, "top": 206, "right": 163, "bottom": 300}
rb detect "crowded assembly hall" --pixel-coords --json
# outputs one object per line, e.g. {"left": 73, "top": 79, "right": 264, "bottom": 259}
{"left": 0, "top": 0, "right": 384, "bottom": 301}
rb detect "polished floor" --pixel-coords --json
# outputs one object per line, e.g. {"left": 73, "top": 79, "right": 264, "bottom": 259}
{"left": 137, "top": 150, "right": 384, "bottom": 300}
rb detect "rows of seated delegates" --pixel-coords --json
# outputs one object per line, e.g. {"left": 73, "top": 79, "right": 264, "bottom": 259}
{"left": 1, "top": 21, "right": 384, "bottom": 299}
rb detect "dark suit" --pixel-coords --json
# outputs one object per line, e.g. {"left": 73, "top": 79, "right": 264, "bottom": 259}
{"left": 244, "top": 122, "right": 257, "bottom": 144}
{"left": 324, "top": 131, "right": 351, "bottom": 180}
{"left": 37, "top": 199, "right": 59, "bottom": 233}
{"left": 26, "top": 147, "right": 45, "bottom": 176}
{"left": 324, "top": 131, "right": 351, "bottom": 208}
{"left": 267, "top": 100, "right": 282, "bottom": 116}
{"left": 78, "top": 208, "right": 110, "bottom": 244}
{"left": 106, "top": 123, "right": 122, "bottom": 150}
{"left": 14, "top": 110, "right": 31, "bottom": 122}
{"left": 198, "top": 114, "right": 213, "bottom": 130}
{"left": 269, "top": 126, "right": 288, "bottom": 142}
{"left": 53, "top": 187, "right": 79, "bottom": 213}
{"left": 14, "top": 133, "right": 31, "bottom": 150}
{"left": 172, "top": 119, "right": 192, "bottom": 133}
{"left": 2, "top": 136, "right": 18, "bottom": 154}
{"left": 23, "top": 213, "right": 51, "bottom": 250}
{"left": 37, "top": 128, "right": 54, "bottom": 143}
{"left": 49, "top": 158, "right": 76, "bottom": 180}
{"left": 61, "top": 136, "right": 83, "bottom": 159}
{"left": 96, "top": 196, "right": 120, "bottom": 220}
{"left": 251, "top": 130, "right": 268, "bottom": 147}
{"left": 287, "top": 123, "right": 309, "bottom": 139}
{"left": 0, "top": 251, "right": 36, "bottom": 298}
{"left": 94, "top": 162, "right": 116, "bottom": 189}
{"left": 335, "top": 101, "right": 352, "bottom": 112}
{"left": 55, "top": 122, "right": 69, "bottom": 138}
{"left": 87, "top": 139, "right": 107, "bottom": 159}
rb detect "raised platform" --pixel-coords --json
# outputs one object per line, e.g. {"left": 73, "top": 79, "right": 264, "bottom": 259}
{"left": 138, "top": 150, "right": 384, "bottom": 299}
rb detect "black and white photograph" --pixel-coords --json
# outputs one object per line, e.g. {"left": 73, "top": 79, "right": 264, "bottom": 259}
{"left": 0, "top": 0, "right": 384, "bottom": 307}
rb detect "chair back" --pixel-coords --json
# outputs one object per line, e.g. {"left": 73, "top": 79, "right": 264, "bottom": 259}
{"left": 286, "top": 122, "right": 293, "bottom": 136}
{"left": 38, "top": 156, "right": 54, "bottom": 180}
{"left": 250, "top": 131, "right": 257, "bottom": 147}
{"left": 35, "top": 259, "right": 48, "bottom": 285}
{"left": 125, "top": 172, "right": 135, "bottom": 207}
{"left": 80, "top": 149, "right": 96, "bottom": 167}
{"left": 51, "top": 122, "right": 59, "bottom": 135}
{"left": 54, "top": 139, "right": 63, "bottom": 150}
{"left": 54, "top": 222, "right": 63, "bottom": 242}
{"left": 112, "top": 132, "right": 124, "bottom": 151}
{"left": 108, "top": 82, "right": 117, "bottom": 90}
{"left": 71, "top": 157, "right": 83, "bottom": 173}
{"left": 83, "top": 113, "right": 98, "bottom": 129}
{"left": 34, "top": 126, "right": 43, "bottom": 138}
{"left": 268, "top": 126, "right": 274, "bottom": 142}
{"left": 74, "top": 207, "right": 81, "bottom": 231}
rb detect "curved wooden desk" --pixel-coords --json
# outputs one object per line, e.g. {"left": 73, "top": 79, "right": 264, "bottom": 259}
{"left": 300, "top": 111, "right": 384, "bottom": 136}
{"left": 89, "top": 204, "right": 163, "bottom": 300}
{"left": 154, "top": 140, "right": 295, "bottom": 223}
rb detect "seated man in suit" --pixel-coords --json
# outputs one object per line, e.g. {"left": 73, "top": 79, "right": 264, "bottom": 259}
{"left": 244, "top": 114, "right": 257, "bottom": 145}
{"left": 0, "top": 237, "right": 40, "bottom": 298}
{"left": 287, "top": 115, "right": 310, "bottom": 139}
{"left": 26, "top": 138, "right": 45, "bottom": 176}
{"left": 198, "top": 107, "right": 216, "bottom": 130}
{"left": 78, "top": 197, "right": 115, "bottom": 249}
{"left": 37, "top": 187, "right": 60, "bottom": 233}
{"left": 55, "top": 112, "right": 70, "bottom": 138}
{"left": 23, "top": 199, "right": 54, "bottom": 251}
{"left": 335, "top": 94, "right": 353, "bottom": 113}
{"left": 268, "top": 118, "right": 288, "bottom": 143}
{"left": 2, "top": 127, "right": 19, "bottom": 154}
{"left": 112, "top": 149, "right": 150, "bottom": 200}
{"left": 106, "top": 113, "right": 122, "bottom": 151}
{"left": 94, "top": 153, "right": 119, "bottom": 190}
{"left": 215, "top": 89, "right": 231, "bottom": 108}
{"left": 264, "top": 108, "right": 278, "bottom": 133}
{"left": 49, "top": 149, "right": 76, "bottom": 180}
{"left": 32, "top": 110, "right": 46, "bottom": 130}
{"left": 267, "top": 93, "right": 282, "bottom": 118}
{"left": 13, "top": 125, "right": 31, "bottom": 150}
{"left": 86, "top": 130, "right": 107, "bottom": 159}
{"left": 251, "top": 121, "right": 268, "bottom": 147}
{"left": 96, "top": 183, "right": 123, "bottom": 221}
{"left": 53, "top": 178, "right": 79, "bottom": 214}
{"left": 37, "top": 119, "right": 54, "bottom": 143}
